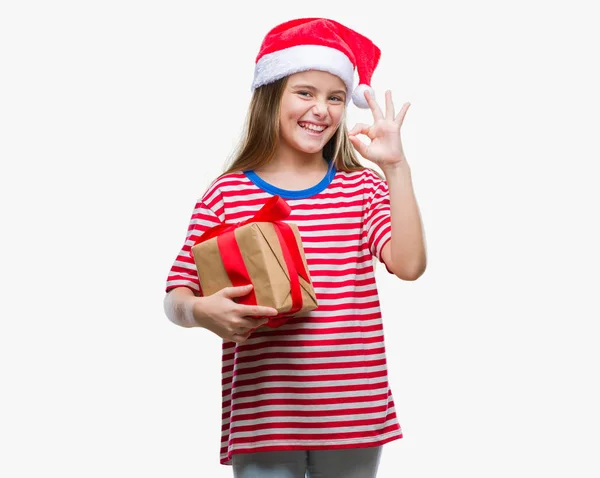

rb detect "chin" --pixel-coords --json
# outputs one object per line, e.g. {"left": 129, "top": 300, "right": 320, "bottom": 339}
{"left": 294, "top": 142, "right": 325, "bottom": 154}
{"left": 292, "top": 134, "right": 335, "bottom": 154}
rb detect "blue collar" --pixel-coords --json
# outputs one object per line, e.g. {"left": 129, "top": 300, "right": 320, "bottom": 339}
{"left": 244, "top": 163, "right": 337, "bottom": 199}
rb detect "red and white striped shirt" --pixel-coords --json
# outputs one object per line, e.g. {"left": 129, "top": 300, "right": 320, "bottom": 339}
{"left": 165, "top": 165, "right": 403, "bottom": 465}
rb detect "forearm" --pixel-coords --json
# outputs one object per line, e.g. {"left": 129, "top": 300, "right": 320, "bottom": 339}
{"left": 163, "top": 287, "right": 204, "bottom": 328}
{"left": 382, "top": 162, "right": 427, "bottom": 278}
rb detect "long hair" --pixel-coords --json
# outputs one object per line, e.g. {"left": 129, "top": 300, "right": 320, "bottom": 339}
{"left": 220, "top": 76, "right": 383, "bottom": 179}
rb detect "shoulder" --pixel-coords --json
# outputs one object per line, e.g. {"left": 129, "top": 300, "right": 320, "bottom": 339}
{"left": 200, "top": 171, "right": 252, "bottom": 204}
{"left": 335, "top": 167, "right": 386, "bottom": 192}
{"left": 205, "top": 171, "right": 249, "bottom": 194}
{"left": 359, "top": 167, "right": 385, "bottom": 184}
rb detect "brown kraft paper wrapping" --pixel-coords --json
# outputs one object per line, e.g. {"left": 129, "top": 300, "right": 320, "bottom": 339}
{"left": 190, "top": 222, "right": 318, "bottom": 316}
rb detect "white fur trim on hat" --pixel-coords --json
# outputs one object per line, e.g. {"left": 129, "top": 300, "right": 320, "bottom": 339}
{"left": 251, "top": 45, "right": 355, "bottom": 103}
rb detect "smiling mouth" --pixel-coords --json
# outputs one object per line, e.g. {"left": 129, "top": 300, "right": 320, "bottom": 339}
{"left": 298, "top": 121, "right": 327, "bottom": 135}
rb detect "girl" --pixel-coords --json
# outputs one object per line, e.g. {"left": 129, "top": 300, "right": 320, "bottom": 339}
{"left": 163, "top": 17, "right": 426, "bottom": 478}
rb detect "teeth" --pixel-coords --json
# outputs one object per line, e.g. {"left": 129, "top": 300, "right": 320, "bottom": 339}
{"left": 299, "top": 122, "right": 326, "bottom": 132}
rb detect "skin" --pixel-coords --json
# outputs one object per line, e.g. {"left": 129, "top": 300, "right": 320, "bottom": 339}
{"left": 253, "top": 70, "right": 347, "bottom": 185}
{"left": 349, "top": 90, "right": 427, "bottom": 280}
{"left": 163, "top": 284, "right": 278, "bottom": 343}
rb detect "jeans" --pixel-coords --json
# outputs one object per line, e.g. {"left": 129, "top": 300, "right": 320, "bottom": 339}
{"left": 231, "top": 446, "right": 382, "bottom": 478}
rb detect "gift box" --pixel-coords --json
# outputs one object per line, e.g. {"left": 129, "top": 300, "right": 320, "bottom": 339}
{"left": 189, "top": 196, "right": 318, "bottom": 327}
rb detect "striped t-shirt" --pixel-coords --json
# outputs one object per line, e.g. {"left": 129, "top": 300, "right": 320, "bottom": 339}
{"left": 165, "top": 164, "right": 403, "bottom": 465}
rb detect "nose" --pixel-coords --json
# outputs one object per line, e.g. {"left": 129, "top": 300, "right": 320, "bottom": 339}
{"left": 311, "top": 100, "right": 328, "bottom": 117}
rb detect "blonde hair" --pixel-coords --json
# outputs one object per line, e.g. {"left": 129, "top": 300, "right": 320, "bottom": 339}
{"left": 220, "top": 75, "right": 383, "bottom": 180}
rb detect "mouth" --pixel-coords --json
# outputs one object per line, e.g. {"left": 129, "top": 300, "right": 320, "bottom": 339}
{"left": 298, "top": 121, "right": 328, "bottom": 136}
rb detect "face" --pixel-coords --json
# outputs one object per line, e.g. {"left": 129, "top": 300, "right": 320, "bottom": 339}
{"left": 278, "top": 70, "right": 347, "bottom": 155}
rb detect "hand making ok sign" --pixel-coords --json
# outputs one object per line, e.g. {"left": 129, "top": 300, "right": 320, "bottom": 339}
{"left": 348, "top": 90, "right": 410, "bottom": 172}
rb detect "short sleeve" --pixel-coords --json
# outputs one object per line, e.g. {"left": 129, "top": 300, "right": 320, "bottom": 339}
{"left": 364, "top": 175, "right": 393, "bottom": 272}
{"left": 165, "top": 200, "right": 222, "bottom": 295}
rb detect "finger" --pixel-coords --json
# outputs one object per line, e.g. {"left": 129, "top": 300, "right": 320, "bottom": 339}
{"left": 395, "top": 102, "right": 411, "bottom": 126}
{"left": 240, "top": 304, "right": 279, "bottom": 317}
{"left": 348, "top": 123, "right": 371, "bottom": 136}
{"left": 230, "top": 316, "right": 262, "bottom": 335}
{"left": 231, "top": 332, "right": 251, "bottom": 344}
{"left": 385, "top": 90, "right": 395, "bottom": 120}
{"left": 233, "top": 325, "right": 251, "bottom": 335}
{"left": 237, "top": 316, "right": 269, "bottom": 332}
{"left": 364, "top": 90, "right": 384, "bottom": 122}
{"left": 348, "top": 135, "right": 369, "bottom": 158}
{"left": 221, "top": 284, "right": 253, "bottom": 299}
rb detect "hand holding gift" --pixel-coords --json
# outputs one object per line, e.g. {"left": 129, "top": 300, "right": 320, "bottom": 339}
{"left": 189, "top": 196, "right": 318, "bottom": 336}
{"left": 191, "top": 284, "right": 279, "bottom": 344}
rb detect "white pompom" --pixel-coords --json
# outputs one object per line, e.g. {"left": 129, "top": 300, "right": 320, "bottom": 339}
{"left": 352, "top": 84, "right": 375, "bottom": 109}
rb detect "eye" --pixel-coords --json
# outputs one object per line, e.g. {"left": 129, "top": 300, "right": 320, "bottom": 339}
{"left": 297, "top": 91, "right": 311, "bottom": 97}
{"left": 330, "top": 96, "right": 344, "bottom": 102}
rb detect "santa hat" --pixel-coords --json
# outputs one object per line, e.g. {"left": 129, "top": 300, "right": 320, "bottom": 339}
{"left": 251, "top": 18, "right": 381, "bottom": 109}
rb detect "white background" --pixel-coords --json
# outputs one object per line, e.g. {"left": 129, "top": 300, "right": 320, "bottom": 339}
{"left": 1, "top": 1, "right": 599, "bottom": 477}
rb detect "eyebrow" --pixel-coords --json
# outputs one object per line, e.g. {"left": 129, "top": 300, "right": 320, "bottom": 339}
{"left": 291, "top": 84, "right": 347, "bottom": 96}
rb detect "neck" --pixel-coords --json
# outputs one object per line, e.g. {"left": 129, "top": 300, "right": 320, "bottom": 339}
{"left": 260, "top": 143, "right": 329, "bottom": 174}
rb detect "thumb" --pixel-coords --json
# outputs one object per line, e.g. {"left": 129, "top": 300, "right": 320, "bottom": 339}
{"left": 220, "top": 284, "right": 253, "bottom": 299}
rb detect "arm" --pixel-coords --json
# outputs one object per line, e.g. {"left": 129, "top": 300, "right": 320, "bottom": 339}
{"left": 163, "top": 285, "right": 278, "bottom": 343}
{"left": 348, "top": 90, "right": 426, "bottom": 281}
{"left": 163, "top": 286, "right": 201, "bottom": 328}
{"left": 164, "top": 190, "right": 277, "bottom": 341}
{"left": 380, "top": 163, "right": 427, "bottom": 281}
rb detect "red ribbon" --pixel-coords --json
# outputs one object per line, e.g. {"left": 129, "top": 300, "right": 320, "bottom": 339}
{"left": 190, "top": 196, "right": 310, "bottom": 326}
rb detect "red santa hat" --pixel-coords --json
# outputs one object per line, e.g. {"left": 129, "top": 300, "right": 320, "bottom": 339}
{"left": 251, "top": 18, "right": 381, "bottom": 109}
